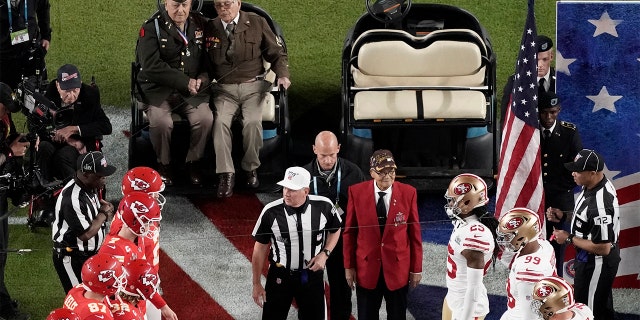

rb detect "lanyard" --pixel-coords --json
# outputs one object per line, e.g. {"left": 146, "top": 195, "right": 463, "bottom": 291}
{"left": 312, "top": 165, "right": 341, "bottom": 205}
{"left": 7, "top": 0, "right": 28, "bottom": 34}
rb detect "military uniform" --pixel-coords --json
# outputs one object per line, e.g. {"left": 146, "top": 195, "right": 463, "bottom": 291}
{"left": 204, "top": 11, "right": 289, "bottom": 179}
{"left": 135, "top": 10, "right": 213, "bottom": 168}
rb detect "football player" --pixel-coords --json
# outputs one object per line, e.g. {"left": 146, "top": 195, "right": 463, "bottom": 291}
{"left": 99, "top": 192, "right": 176, "bottom": 320}
{"left": 532, "top": 276, "right": 594, "bottom": 320}
{"left": 110, "top": 259, "right": 160, "bottom": 320}
{"left": 497, "top": 208, "right": 557, "bottom": 320}
{"left": 62, "top": 253, "right": 125, "bottom": 319}
{"left": 442, "top": 174, "right": 500, "bottom": 320}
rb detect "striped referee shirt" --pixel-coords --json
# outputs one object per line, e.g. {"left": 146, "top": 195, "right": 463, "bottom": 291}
{"left": 571, "top": 176, "right": 620, "bottom": 246}
{"left": 252, "top": 195, "right": 341, "bottom": 271}
{"left": 52, "top": 178, "right": 106, "bottom": 252}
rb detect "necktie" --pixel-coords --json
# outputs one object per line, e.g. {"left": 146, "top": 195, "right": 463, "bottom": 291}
{"left": 538, "top": 78, "right": 546, "bottom": 92}
{"left": 225, "top": 22, "right": 235, "bottom": 61}
{"left": 544, "top": 129, "right": 551, "bottom": 139}
{"left": 377, "top": 192, "right": 386, "bottom": 234}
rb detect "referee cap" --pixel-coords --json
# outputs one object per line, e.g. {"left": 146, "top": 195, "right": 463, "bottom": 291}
{"left": 277, "top": 166, "right": 310, "bottom": 191}
{"left": 78, "top": 151, "right": 117, "bottom": 176}
{"left": 564, "top": 149, "right": 605, "bottom": 172}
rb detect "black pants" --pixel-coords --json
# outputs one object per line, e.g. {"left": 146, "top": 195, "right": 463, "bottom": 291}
{"left": 263, "top": 265, "right": 325, "bottom": 320}
{"left": 326, "top": 235, "right": 352, "bottom": 320}
{"left": 545, "top": 190, "right": 574, "bottom": 277}
{"left": 38, "top": 141, "right": 80, "bottom": 182}
{"left": 573, "top": 246, "right": 620, "bottom": 320}
{"left": 0, "top": 193, "right": 16, "bottom": 315}
{"left": 356, "top": 270, "right": 408, "bottom": 320}
{"left": 52, "top": 249, "right": 95, "bottom": 293}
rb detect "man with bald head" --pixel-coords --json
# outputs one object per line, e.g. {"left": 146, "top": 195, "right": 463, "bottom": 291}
{"left": 303, "top": 131, "right": 365, "bottom": 320}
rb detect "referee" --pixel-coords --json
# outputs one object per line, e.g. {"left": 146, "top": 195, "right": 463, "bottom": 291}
{"left": 251, "top": 166, "right": 341, "bottom": 320}
{"left": 51, "top": 151, "right": 116, "bottom": 293}
{"left": 552, "top": 149, "right": 620, "bottom": 320}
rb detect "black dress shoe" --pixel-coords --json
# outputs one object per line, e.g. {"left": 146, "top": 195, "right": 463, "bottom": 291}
{"left": 217, "top": 173, "right": 235, "bottom": 198}
{"left": 157, "top": 164, "right": 174, "bottom": 186}
{"left": 246, "top": 170, "right": 259, "bottom": 188}
{"left": 186, "top": 161, "right": 202, "bottom": 185}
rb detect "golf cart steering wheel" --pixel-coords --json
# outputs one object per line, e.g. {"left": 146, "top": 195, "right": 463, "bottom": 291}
{"left": 366, "top": 0, "right": 412, "bottom": 24}
{"left": 157, "top": 0, "right": 203, "bottom": 13}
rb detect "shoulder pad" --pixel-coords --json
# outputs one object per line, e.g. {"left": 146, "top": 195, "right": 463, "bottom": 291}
{"left": 560, "top": 121, "right": 576, "bottom": 130}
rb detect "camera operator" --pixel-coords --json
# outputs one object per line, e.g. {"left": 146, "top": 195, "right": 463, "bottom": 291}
{"left": 0, "top": 82, "right": 31, "bottom": 320}
{"left": 0, "top": 0, "right": 51, "bottom": 90}
{"left": 38, "top": 64, "right": 112, "bottom": 185}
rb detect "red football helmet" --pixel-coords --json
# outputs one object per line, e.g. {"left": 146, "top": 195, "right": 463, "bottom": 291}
{"left": 81, "top": 253, "right": 125, "bottom": 296}
{"left": 47, "top": 308, "right": 80, "bottom": 320}
{"left": 118, "top": 191, "right": 162, "bottom": 238}
{"left": 121, "top": 259, "right": 160, "bottom": 300}
{"left": 121, "top": 166, "right": 166, "bottom": 209}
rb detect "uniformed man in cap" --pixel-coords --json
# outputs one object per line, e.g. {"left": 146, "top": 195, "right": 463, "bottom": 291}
{"left": 501, "top": 35, "right": 556, "bottom": 124}
{"left": 205, "top": 0, "right": 290, "bottom": 198}
{"left": 538, "top": 91, "right": 582, "bottom": 276}
{"left": 135, "top": 0, "right": 213, "bottom": 186}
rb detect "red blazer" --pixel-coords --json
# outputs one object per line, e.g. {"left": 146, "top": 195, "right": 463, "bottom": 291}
{"left": 343, "top": 180, "right": 423, "bottom": 291}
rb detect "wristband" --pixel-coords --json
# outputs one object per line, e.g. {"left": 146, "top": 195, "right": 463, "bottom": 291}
{"left": 566, "top": 234, "right": 574, "bottom": 244}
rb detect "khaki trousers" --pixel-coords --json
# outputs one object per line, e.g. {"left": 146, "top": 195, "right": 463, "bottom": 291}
{"left": 146, "top": 98, "right": 213, "bottom": 165}
{"left": 212, "top": 81, "right": 266, "bottom": 173}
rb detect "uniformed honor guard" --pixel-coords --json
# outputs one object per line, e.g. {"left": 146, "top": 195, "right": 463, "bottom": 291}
{"left": 135, "top": 0, "right": 213, "bottom": 186}
{"left": 538, "top": 91, "right": 582, "bottom": 276}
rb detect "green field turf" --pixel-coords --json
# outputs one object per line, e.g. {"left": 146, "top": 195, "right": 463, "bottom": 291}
{"left": 8, "top": 0, "right": 556, "bottom": 317}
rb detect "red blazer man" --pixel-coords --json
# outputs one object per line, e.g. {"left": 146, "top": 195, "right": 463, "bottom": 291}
{"left": 343, "top": 149, "right": 422, "bottom": 320}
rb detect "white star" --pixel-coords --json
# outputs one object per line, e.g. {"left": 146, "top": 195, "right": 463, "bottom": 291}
{"left": 602, "top": 163, "right": 621, "bottom": 180}
{"left": 523, "top": 58, "right": 528, "bottom": 64}
{"left": 524, "top": 111, "right": 530, "bottom": 117}
{"left": 521, "top": 99, "right": 528, "bottom": 105}
{"left": 518, "top": 86, "right": 523, "bottom": 92}
{"left": 556, "top": 51, "right": 577, "bottom": 76}
{"left": 586, "top": 86, "right": 622, "bottom": 113}
{"left": 588, "top": 11, "right": 622, "bottom": 37}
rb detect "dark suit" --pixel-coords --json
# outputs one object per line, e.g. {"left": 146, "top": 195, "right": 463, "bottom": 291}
{"left": 500, "top": 67, "right": 556, "bottom": 125}
{"left": 303, "top": 158, "right": 365, "bottom": 320}
{"left": 343, "top": 180, "right": 422, "bottom": 320}
{"left": 541, "top": 120, "right": 582, "bottom": 275}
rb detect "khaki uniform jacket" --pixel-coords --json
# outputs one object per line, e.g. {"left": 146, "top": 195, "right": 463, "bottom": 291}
{"left": 205, "top": 11, "right": 289, "bottom": 84}
{"left": 136, "top": 11, "right": 209, "bottom": 106}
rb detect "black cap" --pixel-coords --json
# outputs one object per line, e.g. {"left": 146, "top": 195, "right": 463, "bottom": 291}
{"left": 564, "top": 149, "right": 605, "bottom": 172}
{"left": 536, "top": 35, "right": 553, "bottom": 53}
{"left": 538, "top": 91, "right": 560, "bottom": 110}
{"left": 57, "top": 64, "right": 82, "bottom": 90}
{"left": 0, "top": 82, "right": 19, "bottom": 113}
{"left": 77, "top": 151, "right": 117, "bottom": 176}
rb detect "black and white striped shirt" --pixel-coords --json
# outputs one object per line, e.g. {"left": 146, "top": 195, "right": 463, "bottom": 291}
{"left": 252, "top": 195, "right": 341, "bottom": 271}
{"left": 51, "top": 178, "right": 106, "bottom": 252}
{"left": 571, "top": 176, "right": 620, "bottom": 245}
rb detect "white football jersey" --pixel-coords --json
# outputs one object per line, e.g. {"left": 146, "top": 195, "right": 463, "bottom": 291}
{"left": 501, "top": 240, "right": 557, "bottom": 320}
{"left": 445, "top": 217, "right": 495, "bottom": 319}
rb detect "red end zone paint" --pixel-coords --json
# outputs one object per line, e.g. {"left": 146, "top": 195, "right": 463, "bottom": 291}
{"left": 159, "top": 249, "right": 234, "bottom": 319}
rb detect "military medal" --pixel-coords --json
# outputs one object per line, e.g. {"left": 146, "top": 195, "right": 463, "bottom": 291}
{"left": 185, "top": 49, "right": 191, "bottom": 57}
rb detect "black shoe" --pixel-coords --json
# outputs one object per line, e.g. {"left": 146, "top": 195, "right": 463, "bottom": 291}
{"left": 186, "top": 161, "right": 202, "bottom": 185}
{"left": 0, "top": 310, "right": 30, "bottom": 320}
{"left": 217, "top": 173, "right": 235, "bottom": 198}
{"left": 246, "top": 170, "right": 259, "bottom": 188}
{"left": 157, "top": 164, "right": 174, "bottom": 186}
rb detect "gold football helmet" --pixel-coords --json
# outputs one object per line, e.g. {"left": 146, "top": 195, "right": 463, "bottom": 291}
{"left": 531, "top": 276, "right": 575, "bottom": 320}
{"left": 496, "top": 207, "right": 540, "bottom": 252}
{"left": 444, "top": 173, "right": 489, "bottom": 221}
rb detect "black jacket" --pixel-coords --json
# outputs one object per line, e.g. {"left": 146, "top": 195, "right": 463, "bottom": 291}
{"left": 303, "top": 158, "right": 366, "bottom": 215}
{"left": 541, "top": 120, "right": 582, "bottom": 210}
{"left": 0, "top": 0, "right": 51, "bottom": 56}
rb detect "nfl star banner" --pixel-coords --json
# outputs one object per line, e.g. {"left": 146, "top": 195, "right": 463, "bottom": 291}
{"left": 556, "top": 1, "right": 640, "bottom": 289}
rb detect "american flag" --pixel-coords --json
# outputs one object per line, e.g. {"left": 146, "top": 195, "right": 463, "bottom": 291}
{"left": 495, "top": 0, "right": 545, "bottom": 220}
{"left": 556, "top": 1, "right": 640, "bottom": 289}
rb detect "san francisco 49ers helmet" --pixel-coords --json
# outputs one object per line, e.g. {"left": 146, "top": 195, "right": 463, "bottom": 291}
{"left": 81, "top": 253, "right": 125, "bottom": 296}
{"left": 121, "top": 259, "right": 160, "bottom": 300}
{"left": 121, "top": 166, "right": 166, "bottom": 209}
{"left": 118, "top": 191, "right": 162, "bottom": 238}
{"left": 531, "top": 276, "right": 575, "bottom": 319}
{"left": 444, "top": 173, "right": 489, "bottom": 221}
{"left": 47, "top": 308, "right": 80, "bottom": 320}
{"left": 496, "top": 207, "right": 541, "bottom": 252}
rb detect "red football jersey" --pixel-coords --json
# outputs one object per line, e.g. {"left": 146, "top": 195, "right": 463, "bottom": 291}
{"left": 110, "top": 299, "right": 144, "bottom": 320}
{"left": 63, "top": 285, "right": 113, "bottom": 320}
